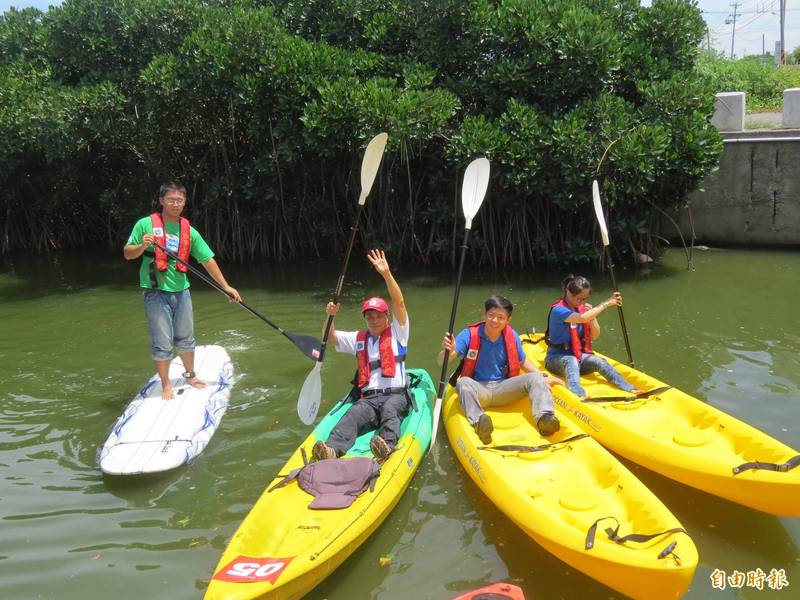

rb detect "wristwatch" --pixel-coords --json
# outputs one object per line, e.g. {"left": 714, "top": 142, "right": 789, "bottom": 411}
{"left": 182, "top": 371, "right": 196, "bottom": 379}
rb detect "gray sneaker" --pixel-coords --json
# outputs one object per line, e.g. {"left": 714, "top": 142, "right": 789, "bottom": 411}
{"left": 537, "top": 413, "right": 561, "bottom": 436}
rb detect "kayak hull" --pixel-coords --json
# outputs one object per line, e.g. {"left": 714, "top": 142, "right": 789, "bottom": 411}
{"left": 523, "top": 335, "right": 800, "bottom": 516}
{"left": 204, "top": 369, "right": 435, "bottom": 600}
{"left": 443, "top": 385, "right": 697, "bottom": 600}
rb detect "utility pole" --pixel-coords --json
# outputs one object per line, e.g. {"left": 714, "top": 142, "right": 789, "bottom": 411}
{"left": 728, "top": 2, "right": 741, "bottom": 59}
{"left": 780, "top": 0, "right": 786, "bottom": 65}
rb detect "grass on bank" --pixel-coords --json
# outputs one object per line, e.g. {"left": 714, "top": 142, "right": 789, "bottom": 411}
{"left": 697, "top": 53, "right": 800, "bottom": 113}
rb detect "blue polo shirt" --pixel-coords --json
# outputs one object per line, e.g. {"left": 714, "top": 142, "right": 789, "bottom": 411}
{"left": 454, "top": 323, "right": 527, "bottom": 382}
{"left": 546, "top": 303, "right": 584, "bottom": 358}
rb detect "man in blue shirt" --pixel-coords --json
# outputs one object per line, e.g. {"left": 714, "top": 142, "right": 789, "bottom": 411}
{"left": 440, "top": 295, "right": 562, "bottom": 444}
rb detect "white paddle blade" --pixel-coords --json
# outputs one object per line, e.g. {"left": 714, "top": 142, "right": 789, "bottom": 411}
{"left": 462, "top": 157, "right": 490, "bottom": 228}
{"left": 592, "top": 180, "right": 610, "bottom": 247}
{"left": 429, "top": 396, "right": 443, "bottom": 450}
{"left": 358, "top": 132, "right": 389, "bottom": 205}
{"left": 297, "top": 362, "right": 322, "bottom": 425}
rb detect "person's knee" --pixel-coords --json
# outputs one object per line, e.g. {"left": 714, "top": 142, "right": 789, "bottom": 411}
{"left": 151, "top": 346, "right": 172, "bottom": 361}
{"left": 456, "top": 376, "right": 480, "bottom": 395}
{"left": 174, "top": 335, "right": 196, "bottom": 353}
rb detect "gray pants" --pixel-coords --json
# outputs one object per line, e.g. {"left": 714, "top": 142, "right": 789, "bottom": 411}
{"left": 327, "top": 392, "right": 409, "bottom": 455}
{"left": 456, "top": 373, "right": 555, "bottom": 425}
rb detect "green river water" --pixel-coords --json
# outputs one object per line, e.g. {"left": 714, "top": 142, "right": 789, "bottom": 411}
{"left": 1, "top": 248, "right": 798, "bottom": 599}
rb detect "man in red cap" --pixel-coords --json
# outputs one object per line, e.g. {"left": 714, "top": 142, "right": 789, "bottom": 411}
{"left": 312, "top": 249, "right": 409, "bottom": 462}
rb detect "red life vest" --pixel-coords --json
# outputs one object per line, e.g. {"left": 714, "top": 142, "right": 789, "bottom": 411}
{"left": 356, "top": 328, "right": 397, "bottom": 388}
{"left": 150, "top": 212, "right": 190, "bottom": 272}
{"left": 551, "top": 298, "right": 593, "bottom": 359}
{"left": 460, "top": 322, "right": 521, "bottom": 379}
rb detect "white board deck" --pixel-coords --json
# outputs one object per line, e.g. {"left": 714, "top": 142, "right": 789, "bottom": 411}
{"left": 99, "top": 345, "right": 234, "bottom": 475}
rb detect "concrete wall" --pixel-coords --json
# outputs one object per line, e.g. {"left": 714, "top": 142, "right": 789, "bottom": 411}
{"left": 669, "top": 130, "right": 800, "bottom": 245}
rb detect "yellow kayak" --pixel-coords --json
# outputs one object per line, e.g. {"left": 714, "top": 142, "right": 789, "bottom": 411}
{"left": 523, "top": 334, "right": 800, "bottom": 516}
{"left": 443, "top": 385, "right": 697, "bottom": 600}
{"left": 204, "top": 369, "right": 435, "bottom": 600}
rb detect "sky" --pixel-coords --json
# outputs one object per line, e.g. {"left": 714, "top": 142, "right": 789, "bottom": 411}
{"left": 1, "top": 0, "right": 798, "bottom": 60}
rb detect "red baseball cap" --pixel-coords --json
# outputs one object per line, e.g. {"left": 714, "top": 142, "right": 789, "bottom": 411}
{"left": 361, "top": 296, "right": 389, "bottom": 314}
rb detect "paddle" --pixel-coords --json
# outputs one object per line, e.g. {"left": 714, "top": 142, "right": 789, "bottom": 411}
{"left": 296, "top": 132, "right": 389, "bottom": 425}
{"left": 152, "top": 241, "right": 322, "bottom": 361}
{"left": 430, "top": 157, "right": 491, "bottom": 449}
{"left": 591, "top": 180, "right": 634, "bottom": 366}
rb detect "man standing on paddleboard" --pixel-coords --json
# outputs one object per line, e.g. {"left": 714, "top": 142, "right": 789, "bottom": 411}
{"left": 439, "top": 295, "right": 562, "bottom": 444}
{"left": 123, "top": 182, "right": 241, "bottom": 400}
{"left": 312, "top": 249, "right": 409, "bottom": 463}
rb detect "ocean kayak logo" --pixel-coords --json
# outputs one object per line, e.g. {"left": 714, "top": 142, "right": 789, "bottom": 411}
{"left": 212, "top": 555, "right": 294, "bottom": 584}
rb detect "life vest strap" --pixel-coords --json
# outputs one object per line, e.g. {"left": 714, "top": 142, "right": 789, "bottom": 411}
{"left": 368, "top": 355, "right": 405, "bottom": 370}
{"left": 733, "top": 454, "right": 800, "bottom": 475}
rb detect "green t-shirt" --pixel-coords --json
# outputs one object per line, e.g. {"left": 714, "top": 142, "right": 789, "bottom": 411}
{"left": 126, "top": 216, "right": 214, "bottom": 291}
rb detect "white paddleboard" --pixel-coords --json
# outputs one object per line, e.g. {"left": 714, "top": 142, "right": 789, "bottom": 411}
{"left": 99, "top": 345, "right": 234, "bottom": 475}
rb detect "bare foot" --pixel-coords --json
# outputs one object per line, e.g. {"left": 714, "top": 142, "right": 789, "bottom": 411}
{"left": 186, "top": 377, "right": 206, "bottom": 391}
{"left": 161, "top": 384, "right": 175, "bottom": 400}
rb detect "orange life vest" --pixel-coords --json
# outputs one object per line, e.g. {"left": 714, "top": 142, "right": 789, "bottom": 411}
{"left": 548, "top": 298, "right": 593, "bottom": 359}
{"left": 355, "top": 328, "right": 401, "bottom": 388}
{"left": 460, "top": 322, "right": 521, "bottom": 379}
{"left": 150, "top": 212, "right": 190, "bottom": 272}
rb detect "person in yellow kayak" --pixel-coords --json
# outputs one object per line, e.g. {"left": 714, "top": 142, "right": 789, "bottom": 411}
{"left": 312, "top": 249, "right": 409, "bottom": 463}
{"left": 439, "top": 295, "right": 562, "bottom": 443}
{"left": 123, "top": 182, "right": 241, "bottom": 401}
{"left": 544, "top": 274, "right": 639, "bottom": 400}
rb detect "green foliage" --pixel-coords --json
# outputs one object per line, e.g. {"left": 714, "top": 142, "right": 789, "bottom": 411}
{"left": 1, "top": 0, "right": 721, "bottom": 267}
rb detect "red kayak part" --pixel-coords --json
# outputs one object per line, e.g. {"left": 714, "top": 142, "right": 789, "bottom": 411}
{"left": 451, "top": 582, "right": 525, "bottom": 600}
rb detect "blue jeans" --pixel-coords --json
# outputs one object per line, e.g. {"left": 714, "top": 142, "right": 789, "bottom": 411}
{"left": 143, "top": 289, "right": 195, "bottom": 361}
{"left": 545, "top": 352, "right": 635, "bottom": 398}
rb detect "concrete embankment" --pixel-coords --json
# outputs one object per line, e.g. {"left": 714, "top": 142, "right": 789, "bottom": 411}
{"left": 670, "top": 129, "right": 800, "bottom": 246}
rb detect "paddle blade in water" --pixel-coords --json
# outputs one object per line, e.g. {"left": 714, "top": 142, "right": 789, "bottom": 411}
{"left": 298, "top": 362, "right": 323, "bottom": 425}
{"left": 462, "top": 157, "right": 490, "bottom": 228}
{"left": 285, "top": 331, "right": 323, "bottom": 362}
{"left": 592, "top": 180, "right": 610, "bottom": 247}
{"left": 429, "top": 396, "right": 443, "bottom": 450}
{"left": 358, "top": 132, "right": 389, "bottom": 205}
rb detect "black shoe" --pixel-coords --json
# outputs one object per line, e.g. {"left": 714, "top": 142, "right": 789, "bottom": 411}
{"left": 369, "top": 435, "right": 392, "bottom": 461}
{"left": 537, "top": 413, "right": 560, "bottom": 436}
{"left": 312, "top": 440, "right": 336, "bottom": 461}
{"left": 474, "top": 413, "right": 493, "bottom": 444}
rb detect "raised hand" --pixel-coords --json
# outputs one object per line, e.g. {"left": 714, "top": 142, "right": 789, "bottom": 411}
{"left": 367, "top": 249, "right": 390, "bottom": 277}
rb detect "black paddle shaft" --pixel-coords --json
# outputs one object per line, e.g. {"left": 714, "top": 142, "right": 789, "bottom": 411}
{"left": 151, "top": 242, "right": 320, "bottom": 359}
{"left": 317, "top": 203, "right": 366, "bottom": 364}
{"left": 603, "top": 246, "right": 634, "bottom": 366}
{"left": 437, "top": 228, "right": 472, "bottom": 399}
